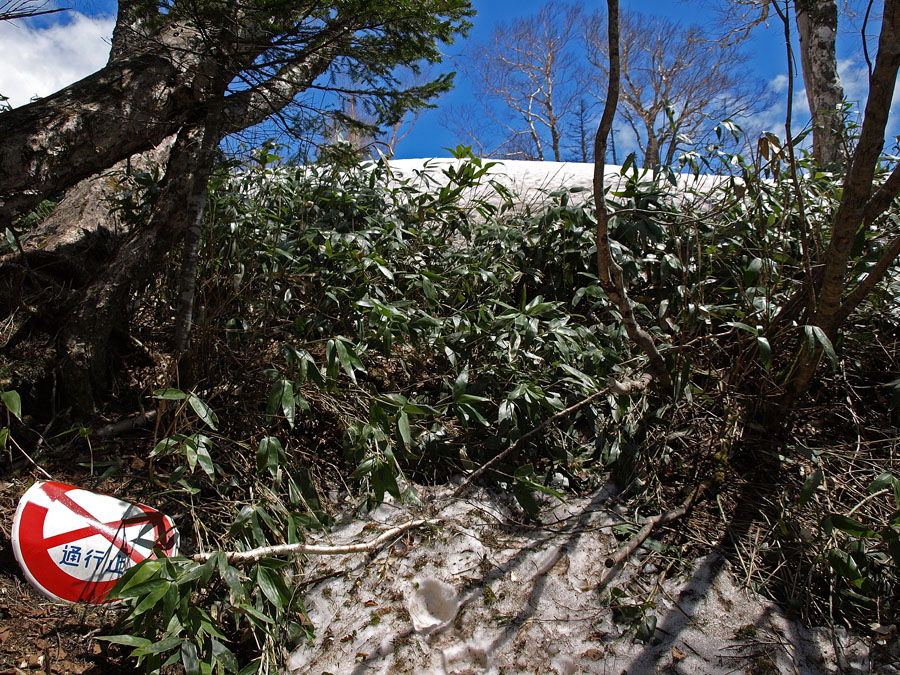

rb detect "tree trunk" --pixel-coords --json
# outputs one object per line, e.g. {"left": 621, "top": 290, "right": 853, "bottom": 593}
{"left": 173, "top": 102, "right": 224, "bottom": 357}
{"left": 795, "top": 0, "right": 845, "bottom": 167}
{"left": 0, "top": 21, "right": 222, "bottom": 223}
{"left": 0, "top": 13, "right": 343, "bottom": 224}
{"left": 0, "top": 33, "right": 338, "bottom": 413}
{"left": 109, "top": 0, "right": 154, "bottom": 63}
{"left": 663, "top": 134, "right": 679, "bottom": 167}
{"left": 782, "top": 0, "right": 900, "bottom": 407}
{"left": 551, "top": 124, "right": 563, "bottom": 162}
{"left": 4, "top": 137, "right": 175, "bottom": 265}
{"left": 594, "top": 0, "right": 672, "bottom": 391}
{"left": 0, "top": 0, "right": 466, "bottom": 420}
{"left": 58, "top": 118, "right": 221, "bottom": 414}
{"left": 643, "top": 128, "right": 660, "bottom": 169}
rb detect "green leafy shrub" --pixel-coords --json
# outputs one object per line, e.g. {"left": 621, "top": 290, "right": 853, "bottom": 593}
{"left": 103, "top": 136, "right": 899, "bottom": 669}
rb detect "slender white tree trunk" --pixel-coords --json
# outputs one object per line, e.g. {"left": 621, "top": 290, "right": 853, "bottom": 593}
{"left": 795, "top": 0, "right": 845, "bottom": 167}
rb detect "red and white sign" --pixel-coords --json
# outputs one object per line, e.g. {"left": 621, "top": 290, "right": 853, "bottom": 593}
{"left": 11, "top": 481, "right": 179, "bottom": 603}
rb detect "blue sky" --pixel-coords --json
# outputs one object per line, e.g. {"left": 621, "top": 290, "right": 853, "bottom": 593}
{"left": 395, "top": 0, "right": 881, "bottom": 159}
{"left": 0, "top": 1, "right": 894, "bottom": 161}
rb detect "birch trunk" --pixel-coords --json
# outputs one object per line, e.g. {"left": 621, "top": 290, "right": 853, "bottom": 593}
{"left": 782, "top": 0, "right": 900, "bottom": 407}
{"left": 795, "top": 0, "right": 845, "bottom": 167}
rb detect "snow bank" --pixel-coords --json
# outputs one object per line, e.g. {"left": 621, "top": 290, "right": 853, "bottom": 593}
{"left": 287, "top": 484, "right": 882, "bottom": 674}
{"left": 386, "top": 158, "right": 733, "bottom": 211}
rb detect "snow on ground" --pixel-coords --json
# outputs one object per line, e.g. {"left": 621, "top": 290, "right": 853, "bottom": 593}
{"left": 386, "top": 158, "right": 733, "bottom": 211}
{"left": 287, "top": 483, "right": 892, "bottom": 674}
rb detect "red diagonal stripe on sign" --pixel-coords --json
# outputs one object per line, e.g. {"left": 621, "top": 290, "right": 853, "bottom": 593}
{"left": 41, "top": 514, "right": 165, "bottom": 551}
{"left": 41, "top": 482, "right": 169, "bottom": 563}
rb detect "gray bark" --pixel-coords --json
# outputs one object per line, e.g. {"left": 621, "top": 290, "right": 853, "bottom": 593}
{"left": 795, "top": 0, "right": 845, "bottom": 167}
{"left": 0, "top": 21, "right": 217, "bottom": 223}
{"left": 0, "top": 0, "right": 466, "bottom": 416}
{"left": 59, "top": 119, "right": 221, "bottom": 412}
{"left": 0, "top": 16, "right": 344, "bottom": 224}
{"left": 173, "top": 103, "right": 224, "bottom": 356}
{"left": 5, "top": 138, "right": 175, "bottom": 272}
{"left": 109, "top": 0, "right": 153, "bottom": 63}
{"left": 0, "top": 22, "right": 342, "bottom": 412}
{"left": 643, "top": 129, "right": 660, "bottom": 169}
{"left": 784, "top": 0, "right": 900, "bottom": 405}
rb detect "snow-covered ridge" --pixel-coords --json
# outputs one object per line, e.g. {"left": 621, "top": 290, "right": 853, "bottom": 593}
{"left": 387, "top": 158, "right": 733, "bottom": 210}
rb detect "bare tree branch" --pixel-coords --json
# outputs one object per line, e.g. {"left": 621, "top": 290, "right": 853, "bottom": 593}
{"left": 0, "top": 0, "right": 65, "bottom": 22}
{"left": 597, "top": 483, "right": 708, "bottom": 589}
{"left": 583, "top": 9, "right": 771, "bottom": 168}
{"left": 836, "top": 234, "right": 900, "bottom": 324}
{"left": 450, "top": 1, "right": 582, "bottom": 160}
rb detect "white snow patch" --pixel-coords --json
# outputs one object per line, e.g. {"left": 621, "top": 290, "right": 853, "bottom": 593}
{"left": 285, "top": 482, "right": 895, "bottom": 673}
{"left": 407, "top": 577, "right": 459, "bottom": 634}
{"left": 386, "top": 158, "right": 734, "bottom": 213}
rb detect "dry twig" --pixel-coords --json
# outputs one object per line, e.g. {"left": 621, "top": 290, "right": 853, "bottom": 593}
{"left": 597, "top": 482, "right": 709, "bottom": 590}
{"left": 192, "top": 518, "right": 439, "bottom": 564}
{"left": 95, "top": 410, "right": 158, "bottom": 438}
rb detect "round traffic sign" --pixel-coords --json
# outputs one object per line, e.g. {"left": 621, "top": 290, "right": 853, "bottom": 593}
{"left": 11, "top": 481, "right": 179, "bottom": 603}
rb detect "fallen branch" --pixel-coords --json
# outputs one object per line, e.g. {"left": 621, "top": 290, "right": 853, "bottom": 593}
{"left": 95, "top": 410, "right": 158, "bottom": 438}
{"left": 597, "top": 482, "right": 709, "bottom": 590}
{"left": 452, "top": 375, "right": 652, "bottom": 498}
{"left": 8, "top": 433, "right": 52, "bottom": 480}
{"left": 191, "top": 518, "right": 439, "bottom": 564}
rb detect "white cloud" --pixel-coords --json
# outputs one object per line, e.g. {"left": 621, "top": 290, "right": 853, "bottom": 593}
{"left": 838, "top": 57, "right": 870, "bottom": 108}
{"left": 837, "top": 56, "right": 900, "bottom": 139}
{"left": 791, "top": 88, "right": 811, "bottom": 117}
{"left": 770, "top": 74, "right": 789, "bottom": 94}
{"left": 0, "top": 12, "right": 114, "bottom": 108}
{"left": 610, "top": 121, "right": 640, "bottom": 162}
{"left": 743, "top": 53, "right": 900, "bottom": 151}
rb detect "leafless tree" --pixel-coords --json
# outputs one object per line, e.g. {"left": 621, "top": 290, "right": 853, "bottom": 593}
{"left": 583, "top": 9, "right": 772, "bottom": 169}
{"left": 567, "top": 98, "right": 600, "bottom": 163}
{"left": 0, "top": 0, "right": 64, "bottom": 22}
{"left": 446, "top": 1, "right": 583, "bottom": 160}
